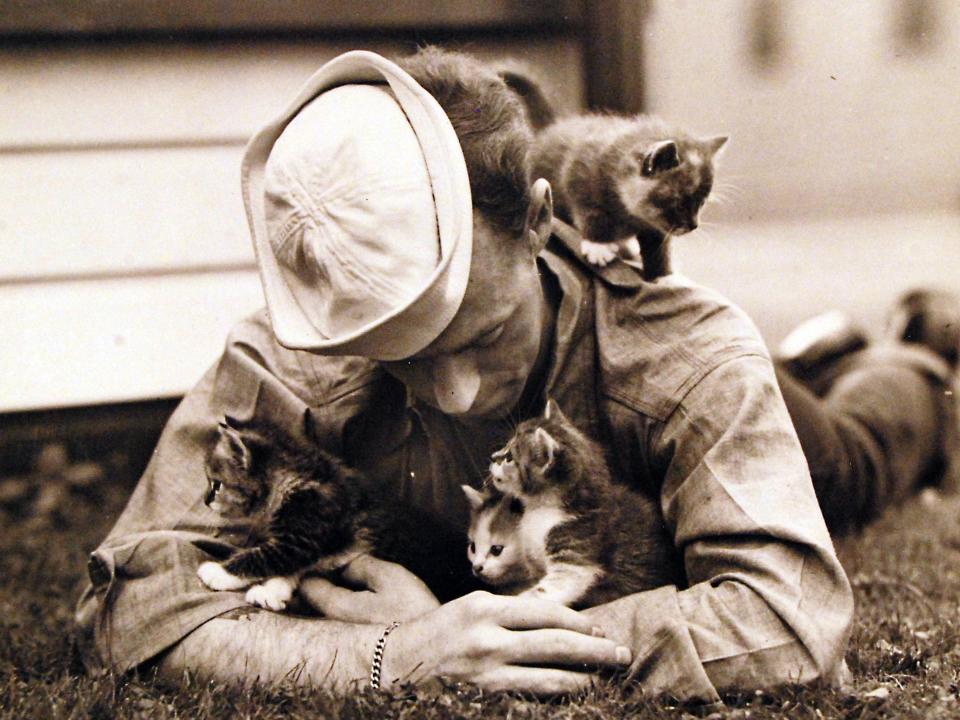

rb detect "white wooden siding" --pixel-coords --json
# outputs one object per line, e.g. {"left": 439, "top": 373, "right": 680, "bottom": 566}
{"left": 0, "top": 37, "right": 585, "bottom": 412}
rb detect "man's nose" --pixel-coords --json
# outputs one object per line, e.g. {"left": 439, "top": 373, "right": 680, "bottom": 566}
{"left": 433, "top": 350, "right": 481, "bottom": 414}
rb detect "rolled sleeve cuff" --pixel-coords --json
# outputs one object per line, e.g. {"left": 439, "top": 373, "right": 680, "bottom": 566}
{"left": 75, "top": 530, "right": 249, "bottom": 673}
{"left": 588, "top": 584, "right": 721, "bottom": 705}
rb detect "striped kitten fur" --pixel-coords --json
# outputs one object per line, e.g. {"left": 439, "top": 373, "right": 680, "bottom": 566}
{"left": 197, "top": 416, "right": 477, "bottom": 611}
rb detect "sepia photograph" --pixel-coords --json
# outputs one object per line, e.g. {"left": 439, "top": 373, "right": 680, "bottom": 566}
{"left": 2, "top": 1, "right": 959, "bottom": 717}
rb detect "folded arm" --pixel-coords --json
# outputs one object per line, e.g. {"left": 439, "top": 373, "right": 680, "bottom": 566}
{"left": 587, "top": 355, "right": 854, "bottom": 702}
{"left": 76, "top": 311, "right": 631, "bottom": 694}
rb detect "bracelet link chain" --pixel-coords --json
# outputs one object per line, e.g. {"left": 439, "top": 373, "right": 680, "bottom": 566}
{"left": 369, "top": 620, "right": 402, "bottom": 690}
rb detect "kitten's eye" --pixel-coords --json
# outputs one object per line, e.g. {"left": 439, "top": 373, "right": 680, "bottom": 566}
{"left": 468, "top": 541, "right": 475, "bottom": 554}
{"left": 509, "top": 497, "right": 525, "bottom": 515}
{"left": 212, "top": 480, "right": 222, "bottom": 493}
{"left": 490, "top": 545, "right": 504, "bottom": 557}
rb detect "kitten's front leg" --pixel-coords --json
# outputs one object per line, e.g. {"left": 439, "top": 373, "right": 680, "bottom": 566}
{"left": 579, "top": 210, "right": 618, "bottom": 267}
{"left": 197, "top": 561, "right": 251, "bottom": 592}
{"left": 520, "top": 562, "right": 601, "bottom": 607}
{"left": 580, "top": 240, "right": 619, "bottom": 267}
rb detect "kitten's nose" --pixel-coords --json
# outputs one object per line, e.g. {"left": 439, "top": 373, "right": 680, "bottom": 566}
{"left": 472, "top": 563, "right": 484, "bottom": 577}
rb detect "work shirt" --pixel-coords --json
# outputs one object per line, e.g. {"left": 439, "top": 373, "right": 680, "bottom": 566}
{"left": 75, "top": 222, "right": 853, "bottom": 703}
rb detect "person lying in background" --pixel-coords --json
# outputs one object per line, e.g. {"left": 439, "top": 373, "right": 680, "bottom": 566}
{"left": 76, "top": 46, "right": 958, "bottom": 704}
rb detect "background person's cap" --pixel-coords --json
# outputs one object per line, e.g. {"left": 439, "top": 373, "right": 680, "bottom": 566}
{"left": 241, "top": 50, "right": 473, "bottom": 360}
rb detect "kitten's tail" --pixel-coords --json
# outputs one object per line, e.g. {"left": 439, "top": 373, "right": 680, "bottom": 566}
{"left": 498, "top": 67, "right": 557, "bottom": 131}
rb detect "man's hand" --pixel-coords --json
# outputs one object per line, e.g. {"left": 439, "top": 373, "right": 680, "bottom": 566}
{"left": 381, "top": 591, "right": 633, "bottom": 695}
{"left": 299, "top": 554, "right": 440, "bottom": 623}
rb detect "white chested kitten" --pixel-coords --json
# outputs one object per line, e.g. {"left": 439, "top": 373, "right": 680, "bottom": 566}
{"left": 501, "top": 69, "right": 727, "bottom": 280}
{"left": 463, "top": 399, "right": 683, "bottom": 609}
{"left": 198, "top": 416, "right": 476, "bottom": 611}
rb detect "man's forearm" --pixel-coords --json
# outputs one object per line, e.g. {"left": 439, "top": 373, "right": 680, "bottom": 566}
{"left": 156, "top": 610, "right": 383, "bottom": 691}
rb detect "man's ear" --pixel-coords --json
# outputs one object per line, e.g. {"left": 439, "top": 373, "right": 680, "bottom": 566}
{"left": 524, "top": 178, "right": 553, "bottom": 255}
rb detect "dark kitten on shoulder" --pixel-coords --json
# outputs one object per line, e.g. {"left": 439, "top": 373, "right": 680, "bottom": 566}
{"left": 501, "top": 69, "right": 727, "bottom": 280}
{"left": 197, "top": 416, "right": 476, "bottom": 611}
{"left": 463, "top": 399, "right": 683, "bottom": 609}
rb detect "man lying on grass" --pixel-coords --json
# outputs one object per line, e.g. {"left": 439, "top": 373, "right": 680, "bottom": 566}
{"left": 76, "top": 47, "right": 959, "bottom": 704}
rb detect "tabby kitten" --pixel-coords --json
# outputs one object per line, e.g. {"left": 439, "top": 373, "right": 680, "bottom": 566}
{"left": 462, "top": 399, "right": 683, "bottom": 609}
{"left": 197, "top": 416, "right": 476, "bottom": 611}
{"left": 501, "top": 70, "right": 727, "bottom": 280}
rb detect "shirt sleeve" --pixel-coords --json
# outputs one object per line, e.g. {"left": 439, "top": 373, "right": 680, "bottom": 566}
{"left": 74, "top": 310, "right": 380, "bottom": 673}
{"left": 591, "top": 354, "right": 854, "bottom": 702}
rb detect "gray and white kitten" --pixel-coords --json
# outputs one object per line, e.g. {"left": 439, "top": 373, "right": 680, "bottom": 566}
{"left": 502, "top": 70, "right": 727, "bottom": 280}
{"left": 463, "top": 399, "right": 683, "bottom": 609}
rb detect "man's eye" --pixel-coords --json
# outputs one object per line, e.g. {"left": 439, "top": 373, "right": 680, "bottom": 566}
{"left": 474, "top": 324, "right": 505, "bottom": 348}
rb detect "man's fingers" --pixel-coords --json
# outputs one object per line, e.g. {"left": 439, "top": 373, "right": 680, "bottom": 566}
{"left": 341, "top": 554, "right": 410, "bottom": 591}
{"left": 475, "top": 593, "right": 605, "bottom": 638}
{"left": 506, "top": 628, "right": 631, "bottom": 668}
{"left": 299, "top": 576, "right": 379, "bottom": 621}
{"left": 478, "top": 665, "right": 597, "bottom": 696}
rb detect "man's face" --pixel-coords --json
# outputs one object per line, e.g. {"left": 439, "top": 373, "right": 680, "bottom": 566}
{"left": 380, "top": 214, "right": 545, "bottom": 420}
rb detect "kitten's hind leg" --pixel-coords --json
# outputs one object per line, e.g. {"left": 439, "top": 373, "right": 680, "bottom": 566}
{"left": 197, "top": 561, "right": 250, "bottom": 592}
{"left": 520, "top": 562, "right": 602, "bottom": 607}
{"left": 245, "top": 576, "right": 299, "bottom": 611}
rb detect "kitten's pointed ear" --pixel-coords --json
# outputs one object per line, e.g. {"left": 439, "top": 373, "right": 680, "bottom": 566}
{"left": 543, "top": 397, "right": 561, "bottom": 421}
{"left": 534, "top": 427, "right": 560, "bottom": 469}
{"left": 524, "top": 178, "right": 554, "bottom": 255}
{"left": 462, "top": 484, "right": 485, "bottom": 512}
{"left": 705, "top": 136, "right": 729, "bottom": 157}
{"left": 642, "top": 140, "right": 680, "bottom": 176}
{"left": 216, "top": 420, "right": 252, "bottom": 470}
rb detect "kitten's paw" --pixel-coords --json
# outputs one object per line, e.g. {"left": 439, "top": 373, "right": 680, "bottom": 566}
{"left": 197, "top": 561, "right": 249, "bottom": 591}
{"left": 488, "top": 461, "right": 522, "bottom": 495}
{"left": 581, "top": 240, "right": 617, "bottom": 267}
{"left": 245, "top": 577, "right": 295, "bottom": 611}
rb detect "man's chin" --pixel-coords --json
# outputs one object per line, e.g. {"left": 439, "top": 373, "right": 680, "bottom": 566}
{"left": 456, "top": 391, "right": 520, "bottom": 419}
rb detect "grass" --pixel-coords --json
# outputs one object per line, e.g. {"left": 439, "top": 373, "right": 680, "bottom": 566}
{"left": 3, "top": 452, "right": 960, "bottom": 719}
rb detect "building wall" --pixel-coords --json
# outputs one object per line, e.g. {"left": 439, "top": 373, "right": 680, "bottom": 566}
{"left": 0, "top": 36, "right": 584, "bottom": 412}
{"left": 642, "top": 0, "right": 960, "bottom": 345}
{"left": 643, "top": 0, "right": 960, "bottom": 221}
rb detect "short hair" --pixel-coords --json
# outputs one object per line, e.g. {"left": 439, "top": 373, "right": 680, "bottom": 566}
{"left": 398, "top": 46, "right": 532, "bottom": 236}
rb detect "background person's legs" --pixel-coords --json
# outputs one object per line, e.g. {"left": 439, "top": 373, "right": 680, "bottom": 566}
{"left": 775, "top": 288, "right": 960, "bottom": 536}
{"left": 777, "top": 353, "right": 947, "bottom": 535}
